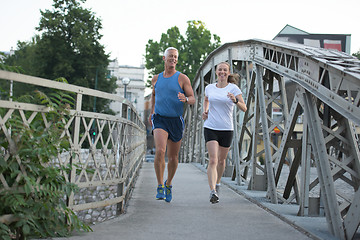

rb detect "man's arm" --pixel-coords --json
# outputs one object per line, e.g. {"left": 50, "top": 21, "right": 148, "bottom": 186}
{"left": 202, "top": 96, "right": 209, "bottom": 120}
{"left": 148, "top": 75, "right": 158, "bottom": 125}
{"left": 179, "top": 73, "right": 195, "bottom": 105}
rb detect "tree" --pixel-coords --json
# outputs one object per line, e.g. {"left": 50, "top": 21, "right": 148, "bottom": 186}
{"left": 353, "top": 50, "right": 360, "bottom": 60}
{"left": 145, "top": 20, "right": 221, "bottom": 86}
{"left": 2, "top": 38, "right": 44, "bottom": 99}
{"left": 5, "top": 0, "right": 116, "bottom": 113}
{"left": 3, "top": 38, "right": 40, "bottom": 75}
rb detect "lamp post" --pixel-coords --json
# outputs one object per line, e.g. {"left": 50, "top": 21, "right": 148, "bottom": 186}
{"left": 93, "top": 67, "right": 99, "bottom": 113}
{"left": 121, "top": 77, "right": 131, "bottom": 99}
{"left": 91, "top": 67, "right": 100, "bottom": 144}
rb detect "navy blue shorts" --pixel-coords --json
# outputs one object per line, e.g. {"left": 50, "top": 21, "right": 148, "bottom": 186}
{"left": 204, "top": 127, "right": 233, "bottom": 148}
{"left": 151, "top": 114, "right": 185, "bottom": 142}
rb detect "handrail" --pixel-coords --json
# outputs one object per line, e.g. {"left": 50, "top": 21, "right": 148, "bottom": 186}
{"left": 0, "top": 70, "right": 146, "bottom": 223}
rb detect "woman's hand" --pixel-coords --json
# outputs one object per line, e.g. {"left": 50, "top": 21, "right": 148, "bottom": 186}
{"left": 227, "top": 92, "right": 236, "bottom": 103}
{"left": 202, "top": 110, "right": 208, "bottom": 120}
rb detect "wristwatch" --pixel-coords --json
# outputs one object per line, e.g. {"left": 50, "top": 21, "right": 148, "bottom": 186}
{"left": 185, "top": 97, "right": 189, "bottom": 102}
{"left": 233, "top": 98, "right": 238, "bottom": 104}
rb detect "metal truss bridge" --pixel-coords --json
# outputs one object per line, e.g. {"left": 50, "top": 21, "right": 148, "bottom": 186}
{"left": 1, "top": 38, "right": 360, "bottom": 239}
{"left": 181, "top": 39, "right": 360, "bottom": 240}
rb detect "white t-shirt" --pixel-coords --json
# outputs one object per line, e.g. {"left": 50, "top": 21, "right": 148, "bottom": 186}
{"left": 204, "top": 83, "right": 242, "bottom": 130}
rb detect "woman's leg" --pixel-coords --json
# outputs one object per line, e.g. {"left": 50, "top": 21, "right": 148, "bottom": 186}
{"left": 216, "top": 146, "right": 230, "bottom": 184}
{"left": 206, "top": 140, "right": 219, "bottom": 191}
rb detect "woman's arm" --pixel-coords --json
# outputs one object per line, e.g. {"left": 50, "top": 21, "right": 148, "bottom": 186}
{"left": 234, "top": 94, "right": 247, "bottom": 112}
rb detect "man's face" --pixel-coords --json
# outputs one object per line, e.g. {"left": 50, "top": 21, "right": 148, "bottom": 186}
{"left": 164, "top": 50, "right": 178, "bottom": 68}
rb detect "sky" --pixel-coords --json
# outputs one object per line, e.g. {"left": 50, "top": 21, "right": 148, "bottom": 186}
{"left": 1, "top": 0, "right": 359, "bottom": 67}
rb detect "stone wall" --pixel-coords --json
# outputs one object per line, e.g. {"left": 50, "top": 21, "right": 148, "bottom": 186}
{"left": 74, "top": 185, "right": 119, "bottom": 224}
{"left": 61, "top": 149, "right": 136, "bottom": 225}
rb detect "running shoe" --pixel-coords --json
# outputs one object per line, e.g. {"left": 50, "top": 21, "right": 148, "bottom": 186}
{"left": 156, "top": 184, "right": 165, "bottom": 200}
{"left": 216, "top": 184, "right": 220, "bottom": 195}
{"left": 210, "top": 190, "right": 219, "bottom": 204}
{"left": 164, "top": 180, "right": 172, "bottom": 202}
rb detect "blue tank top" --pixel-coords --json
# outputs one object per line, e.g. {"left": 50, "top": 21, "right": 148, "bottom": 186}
{"left": 154, "top": 71, "right": 185, "bottom": 117}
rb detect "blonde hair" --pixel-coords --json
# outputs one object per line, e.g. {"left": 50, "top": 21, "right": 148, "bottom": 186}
{"left": 217, "top": 62, "right": 239, "bottom": 84}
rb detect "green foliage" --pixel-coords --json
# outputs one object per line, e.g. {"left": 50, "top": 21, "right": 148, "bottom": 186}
{"left": 353, "top": 50, "right": 360, "bottom": 60}
{"left": 0, "top": 88, "right": 92, "bottom": 238}
{"left": 0, "top": 52, "right": 24, "bottom": 74}
{"left": 4, "top": 0, "right": 116, "bottom": 113}
{"left": 0, "top": 55, "right": 27, "bottom": 102}
{"left": 0, "top": 53, "right": 21, "bottom": 73}
{"left": 145, "top": 20, "right": 221, "bottom": 86}
{"left": 3, "top": 39, "right": 38, "bottom": 76}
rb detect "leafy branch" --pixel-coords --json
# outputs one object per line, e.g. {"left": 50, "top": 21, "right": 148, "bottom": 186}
{"left": 0, "top": 85, "right": 92, "bottom": 239}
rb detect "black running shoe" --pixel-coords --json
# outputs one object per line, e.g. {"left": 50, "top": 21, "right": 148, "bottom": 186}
{"left": 215, "top": 184, "right": 220, "bottom": 195}
{"left": 210, "top": 191, "right": 219, "bottom": 204}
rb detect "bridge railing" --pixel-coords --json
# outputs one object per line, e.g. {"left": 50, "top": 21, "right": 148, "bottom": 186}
{"left": 0, "top": 70, "right": 146, "bottom": 222}
{"left": 181, "top": 39, "right": 360, "bottom": 240}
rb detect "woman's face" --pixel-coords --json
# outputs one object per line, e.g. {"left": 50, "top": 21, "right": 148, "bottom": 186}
{"left": 216, "top": 63, "right": 230, "bottom": 81}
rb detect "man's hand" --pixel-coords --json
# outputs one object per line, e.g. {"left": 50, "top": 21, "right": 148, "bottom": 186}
{"left": 148, "top": 114, "right": 153, "bottom": 126}
{"left": 178, "top": 92, "right": 188, "bottom": 102}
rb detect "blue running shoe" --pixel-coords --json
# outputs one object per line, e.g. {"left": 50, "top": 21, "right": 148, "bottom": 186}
{"left": 164, "top": 180, "right": 172, "bottom": 202}
{"left": 156, "top": 184, "right": 165, "bottom": 200}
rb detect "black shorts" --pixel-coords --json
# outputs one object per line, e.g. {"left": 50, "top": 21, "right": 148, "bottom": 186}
{"left": 204, "top": 127, "right": 233, "bottom": 148}
{"left": 151, "top": 114, "right": 185, "bottom": 142}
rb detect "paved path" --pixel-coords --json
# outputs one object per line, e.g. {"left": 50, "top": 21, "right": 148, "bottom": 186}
{"left": 60, "top": 162, "right": 319, "bottom": 240}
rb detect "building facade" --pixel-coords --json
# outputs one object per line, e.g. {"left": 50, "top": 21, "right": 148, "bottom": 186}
{"left": 273, "top": 24, "right": 351, "bottom": 53}
{"left": 107, "top": 59, "right": 146, "bottom": 120}
{"left": 0, "top": 47, "right": 15, "bottom": 61}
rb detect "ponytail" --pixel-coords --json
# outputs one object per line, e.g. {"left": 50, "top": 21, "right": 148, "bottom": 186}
{"left": 228, "top": 73, "right": 239, "bottom": 84}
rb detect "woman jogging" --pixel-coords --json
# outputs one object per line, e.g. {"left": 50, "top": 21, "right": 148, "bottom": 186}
{"left": 202, "top": 62, "right": 247, "bottom": 204}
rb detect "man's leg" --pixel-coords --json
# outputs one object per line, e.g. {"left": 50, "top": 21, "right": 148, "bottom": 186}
{"left": 165, "top": 139, "right": 182, "bottom": 186}
{"left": 153, "top": 128, "right": 168, "bottom": 185}
{"left": 163, "top": 139, "right": 181, "bottom": 202}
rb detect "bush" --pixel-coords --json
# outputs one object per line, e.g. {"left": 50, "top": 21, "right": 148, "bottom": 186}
{"left": 0, "top": 82, "right": 91, "bottom": 239}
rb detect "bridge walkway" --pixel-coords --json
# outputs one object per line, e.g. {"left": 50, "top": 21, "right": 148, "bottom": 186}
{"left": 57, "top": 161, "right": 341, "bottom": 240}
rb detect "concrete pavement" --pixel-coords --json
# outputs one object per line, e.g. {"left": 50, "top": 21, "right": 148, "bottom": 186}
{"left": 56, "top": 162, "right": 335, "bottom": 240}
